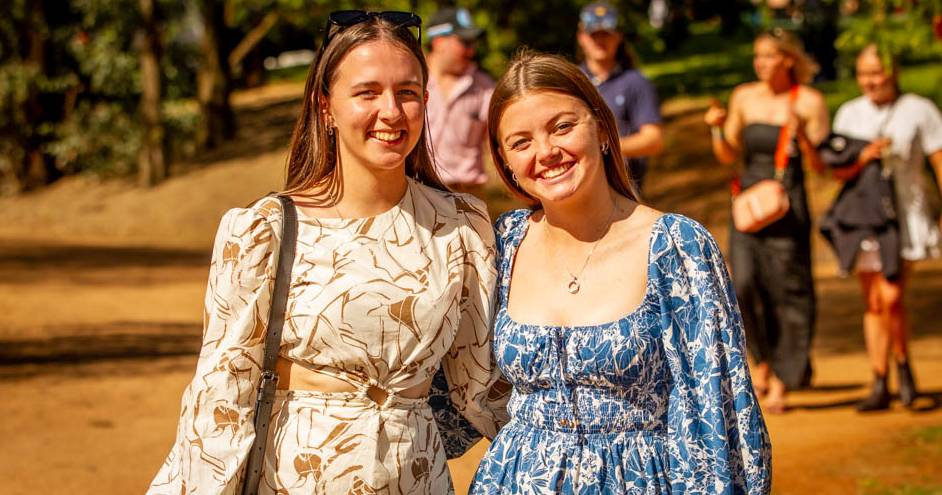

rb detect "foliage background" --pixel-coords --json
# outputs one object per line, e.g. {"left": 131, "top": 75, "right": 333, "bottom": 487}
{"left": 1, "top": 0, "right": 940, "bottom": 194}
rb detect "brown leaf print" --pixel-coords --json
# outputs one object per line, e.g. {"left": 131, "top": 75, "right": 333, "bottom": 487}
{"left": 222, "top": 241, "right": 240, "bottom": 265}
{"left": 247, "top": 309, "right": 266, "bottom": 345}
{"left": 411, "top": 457, "right": 429, "bottom": 481}
{"left": 452, "top": 195, "right": 475, "bottom": 216}
{"left": 356, "top": 217, "right": 376, "bottom": 237}
{"left": 212, "top": 406, "right": 239, "bottom": 434}
{"left": 319, "top": 422, "right": 352, "bottom": 449}
{"left": 149, "top": 182, "right": 500, "bottom": 494}
{"left": 293, "top": 453, "right": 323, "bottom": 481}
{"left": 388, "top": 295, "right": 420, "bottom": 340}
{"left": 348, "top": 476, "right": 378, "bottom": 495}
{"left": 256, "top": 198, "right": 279, "bottom": 218}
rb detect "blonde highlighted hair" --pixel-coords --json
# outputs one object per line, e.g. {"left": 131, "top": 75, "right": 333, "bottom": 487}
{"left": 757, "top": 28, "right": 818, "bottom": 85}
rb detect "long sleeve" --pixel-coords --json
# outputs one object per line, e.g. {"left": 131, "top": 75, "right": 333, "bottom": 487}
{"left": 148, "top": 202, "right": 281, "bottom": 495}
{"left": 441, "top": 194, "right": 510, "bottom": 441}
{"left": 655, "top": 216, "right": 772, "bottom": 494}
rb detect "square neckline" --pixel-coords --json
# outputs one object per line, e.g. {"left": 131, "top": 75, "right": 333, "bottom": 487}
{"left": 500, "top": 210, "right": 667, "bottom": 330}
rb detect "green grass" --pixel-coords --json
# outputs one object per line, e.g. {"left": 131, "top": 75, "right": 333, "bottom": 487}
{"left": 640, "top": 22, "right": 942, "bottom": 112}
{"left": 265, "top": 64, "right": 311, "bottom": 83}
{"left": 855, "top": 425, "right": 942, "bottom": 495}
{"left": 858, "top": 480, "right": 942, "bottom": 495}
{"left": 642, "top": 28, "right": 756, "bottom": 102}
{"left": 262, "top": 21, "right": 942, "bottom": 112}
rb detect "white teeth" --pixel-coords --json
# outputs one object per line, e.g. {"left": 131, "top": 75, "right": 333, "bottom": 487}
{"left": 370, "top": 130, "right": 402, "bottom": 142}
{"left": 540, "top": 164, "right": 571, "bottom": 179}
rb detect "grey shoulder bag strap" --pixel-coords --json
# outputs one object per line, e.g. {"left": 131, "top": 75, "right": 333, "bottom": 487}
{"left": 241, "top": 194, "right": 297, "bottom": 495}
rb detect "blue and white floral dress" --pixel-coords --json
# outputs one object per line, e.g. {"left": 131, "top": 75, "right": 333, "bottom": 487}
{"left": 471, "top": 210, "right": 772, "bottom": 494}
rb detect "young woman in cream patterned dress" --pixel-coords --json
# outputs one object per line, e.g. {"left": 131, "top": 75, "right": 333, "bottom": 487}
{"left": 148, "top": 13, "right": 507, "bottom": 495}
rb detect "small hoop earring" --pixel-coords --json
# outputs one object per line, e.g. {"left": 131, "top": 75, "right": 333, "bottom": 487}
{"left": 601, "top": 143, "right": 609, "bottom": 155}
{"left": 511, "top": 171, "right": 519, "bottom": 183}
{"left": 327, "top": 126, "right": 334, "bottom": 136}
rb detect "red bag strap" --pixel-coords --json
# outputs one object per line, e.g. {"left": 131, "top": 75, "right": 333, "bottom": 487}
{"left": 730, "top": 85, "right": 799, "bottom": 195}
{"left": 772, "top": 85, "right": 800, "bottom": 180}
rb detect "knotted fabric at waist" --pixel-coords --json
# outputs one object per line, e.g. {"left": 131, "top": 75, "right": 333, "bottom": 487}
{"left": 276, "top": 357, "right": 432, "bottom": 409}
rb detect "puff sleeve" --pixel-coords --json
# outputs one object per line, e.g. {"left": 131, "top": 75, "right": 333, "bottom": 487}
{"left": 441, "top": 194, "right": 510, "bottom": 442}
{"left": 147, "top": 201, "right": 282, "bottom": 495}
{"left": 653, "top": 216, "right": 772, "bottom": 494}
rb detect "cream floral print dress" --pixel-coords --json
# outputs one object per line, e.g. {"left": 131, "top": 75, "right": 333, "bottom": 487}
{"left": 148, "top": 178, "right": 508, "bottom": 495}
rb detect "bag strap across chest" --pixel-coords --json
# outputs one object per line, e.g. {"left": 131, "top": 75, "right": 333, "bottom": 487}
{"left": 731, "top": 85, "right": 799, "bottom": 195}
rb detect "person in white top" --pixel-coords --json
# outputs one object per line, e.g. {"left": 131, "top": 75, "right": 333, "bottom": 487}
{"left": 831, "top": 44, "right": 942, "bottom": 411}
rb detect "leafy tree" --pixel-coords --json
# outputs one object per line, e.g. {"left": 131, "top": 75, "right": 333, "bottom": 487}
{"left": 0, "top": 0, "right": 78, "bottom": 192}
{"left": 836, "top": 0, "right": 942, "bottom": 72}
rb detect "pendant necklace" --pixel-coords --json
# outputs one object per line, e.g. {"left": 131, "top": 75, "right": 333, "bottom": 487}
{"left": 545, "top": 202, "right": 619, "bottom": 295}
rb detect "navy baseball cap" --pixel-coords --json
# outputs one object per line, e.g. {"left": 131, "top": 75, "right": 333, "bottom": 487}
{"left": 580, "top": 2, "right": 619, "bottom": 33}
{"left": 426, "top": 7, "right": 483, "bottom": 41}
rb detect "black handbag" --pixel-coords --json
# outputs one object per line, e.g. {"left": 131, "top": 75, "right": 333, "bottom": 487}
{"left": 240, "top": 195, "right": 483, "bottom": 494}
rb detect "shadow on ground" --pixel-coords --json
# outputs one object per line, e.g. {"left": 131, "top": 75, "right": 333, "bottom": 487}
{"left": 0, "top": 322, "right": 201, "bottom": 366}
{"left": 0, "top": 242, "right": 209, "bottom": 284}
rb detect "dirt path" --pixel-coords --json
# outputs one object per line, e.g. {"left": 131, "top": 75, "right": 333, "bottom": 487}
{"left": 1, "top": 85, "right": 940, "bottom": 494}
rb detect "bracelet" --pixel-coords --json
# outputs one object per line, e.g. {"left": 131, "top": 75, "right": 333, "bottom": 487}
{"left": 710, "top": 126, "right": 724, "bottom": 141}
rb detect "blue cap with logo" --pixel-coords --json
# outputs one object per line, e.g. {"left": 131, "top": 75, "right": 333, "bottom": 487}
{"left": 580, "top": 2, "right": 619, "bottom": 33}
{"left": 426, "top": 7, "right": 483, "bottom": 41}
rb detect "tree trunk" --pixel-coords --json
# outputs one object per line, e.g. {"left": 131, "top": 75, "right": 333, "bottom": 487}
{"left": 137, "top": 0, "right": 166, "bottom": 187}
{"left": 196, "top": 0, "right": 235, "bottom": 150}
{"left": 14, "top": 0, "right": 57, "bottom": 192}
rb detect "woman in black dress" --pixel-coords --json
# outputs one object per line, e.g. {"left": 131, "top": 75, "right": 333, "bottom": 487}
{"left": 703, "top": 29, "right": 829, "bottom": 413}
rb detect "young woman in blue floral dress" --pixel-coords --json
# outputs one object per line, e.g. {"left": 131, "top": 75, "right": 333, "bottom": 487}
{"left": 470, "top": 51, "right": 772, "bottom": 494}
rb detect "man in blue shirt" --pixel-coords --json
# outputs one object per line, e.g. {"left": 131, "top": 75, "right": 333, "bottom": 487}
{"left": 578, "top": 1, "right": 663, "bottom": 193}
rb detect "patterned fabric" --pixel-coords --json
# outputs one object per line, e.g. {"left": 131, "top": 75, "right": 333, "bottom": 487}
{"left": 148, "top": 178, "right": 509, "bottom": 495}
{"left": 429, "top": 366, "right": 485, "bottom": 458}
{"left": 471, "top": 210, "right": 772, "bottom": 494}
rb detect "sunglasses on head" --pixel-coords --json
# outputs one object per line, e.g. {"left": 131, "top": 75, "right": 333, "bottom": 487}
{"left": 320, "top": 10, "right": 423, "bottom": 52}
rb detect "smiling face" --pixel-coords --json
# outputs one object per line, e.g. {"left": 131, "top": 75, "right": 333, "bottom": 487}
{"left": 753, "top": 37, "right": 793, "bottom": 83}
{"left": 323, "top": 39, "right": 425, "bottom": 177}
{"left": 497, "top": 90, "right": 609, "bottom": 205}
{"left": 856, "top": 49, "right": 897, "bottom": 105}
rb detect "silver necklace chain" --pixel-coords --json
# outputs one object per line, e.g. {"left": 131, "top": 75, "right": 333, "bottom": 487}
{"left": 544, "top": 202, "right": 619, "bottom": 295}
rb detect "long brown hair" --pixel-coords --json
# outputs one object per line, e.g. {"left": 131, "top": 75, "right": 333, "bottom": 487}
{"left": 487, "top": 50, "right": 639, "bottom": 208}
{"left": 282, "top": 17, "right": 446, "bottom": 203}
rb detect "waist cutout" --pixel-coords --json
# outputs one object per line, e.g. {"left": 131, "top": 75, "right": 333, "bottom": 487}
{"left": 276, "top": 357, "right": 432, "bottom": 408}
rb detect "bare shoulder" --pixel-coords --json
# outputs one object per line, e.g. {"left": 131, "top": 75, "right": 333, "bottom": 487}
{"left": 797, "top": 85, "right": 827, "bottom": 109}
{"left": 731, "top": 82, "right": 762, "bottom": 101}
{"left": 614, "top": 202, "right": 663, "bottom": 246}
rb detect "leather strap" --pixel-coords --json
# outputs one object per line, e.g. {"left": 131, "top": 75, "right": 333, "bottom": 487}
{"left": 772, "top": 85, "right": 801, "bottom": 181}
{"left": 241, "top": 194, "right": 297, "bottom": 495}
{"left": 731, "top": 85, "right": 800, "bottom": 194}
